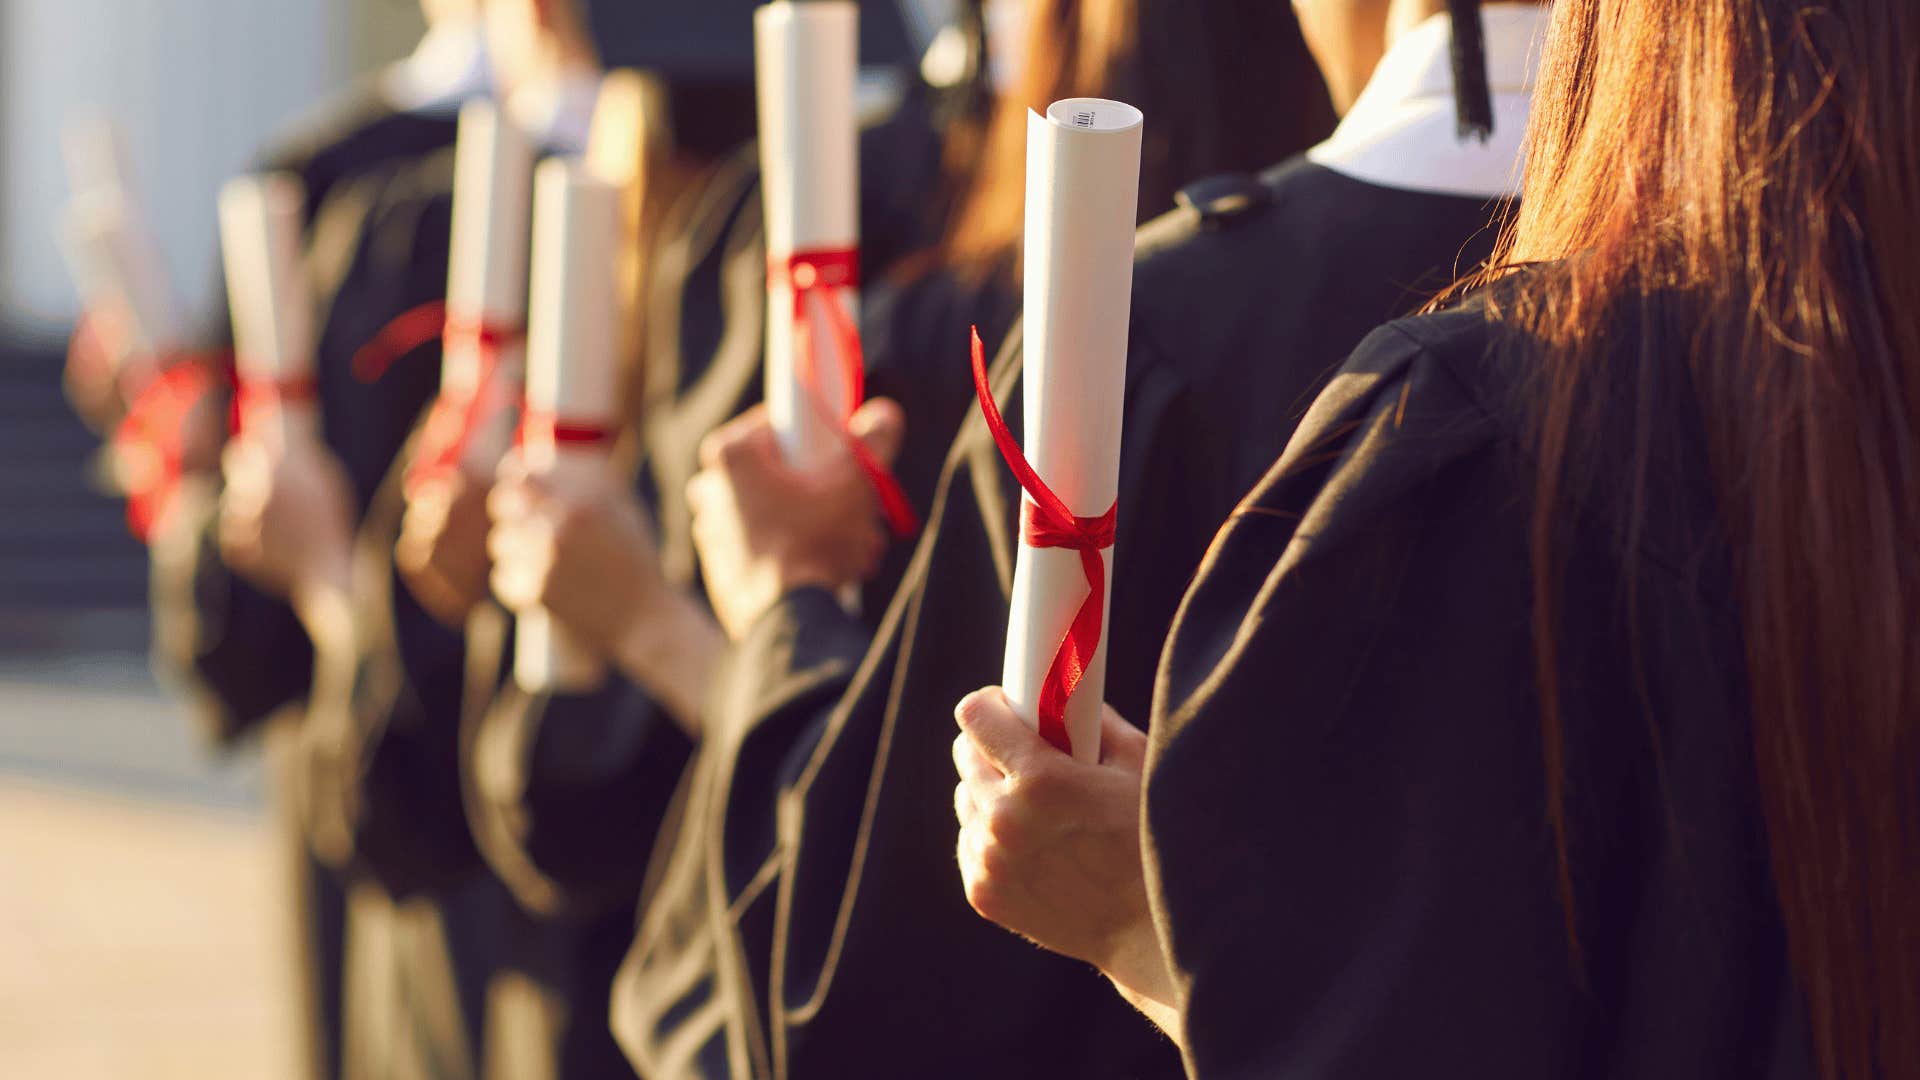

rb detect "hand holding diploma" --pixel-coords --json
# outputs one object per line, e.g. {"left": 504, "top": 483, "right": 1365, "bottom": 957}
{"left": 217, "top": 431, "right": 356, "bottom": 621}
{"left": 508, "top": 158, "right": 621, "bottom": 693}
{"left": 216, "top": 171, "right": 356, "bottom": 629}
{"left": 754, "top": 0, "right": 918, "bottom": 538}
{"left": 950, "top": 687, "right": 1182, "bottom": 1042}
{"left": 395, "top": 101, "right": 535, "bottom": 624}
{"left": 485, "top": 450, "right": 719, "bottom": 732}
{"left": 686, "top": 399, "right": 906, "bottom": 641}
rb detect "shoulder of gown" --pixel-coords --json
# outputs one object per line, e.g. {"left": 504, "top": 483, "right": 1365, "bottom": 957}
{"left": 1147, "top": 303, "right": 1807, "bottom": 1079}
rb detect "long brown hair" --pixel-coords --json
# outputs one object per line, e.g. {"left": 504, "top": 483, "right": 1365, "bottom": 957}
{"left": 935, "top": 0, "right": 1335, "bottom": 282}
{"left": 1484, "top": 2, "right": 1920, "bottom": 1076}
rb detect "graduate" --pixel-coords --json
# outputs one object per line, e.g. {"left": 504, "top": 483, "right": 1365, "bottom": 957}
{"left": 953, "top": 1, "right": 1920, "bottom": 1076}
{"left": 614, "top": 0, "right": 1421, "bottom": 1073}
{"left": 187, "top": 2, "right": 618, "bottom": 1077}
{"left": 378, "top": 3, "right": 930, "bottom": 1076}
{"left": 141, "top": 0, "right": 489, "bottom": 743}
{"left": 91, "top": 7, "right": 490, "bottom": 1079}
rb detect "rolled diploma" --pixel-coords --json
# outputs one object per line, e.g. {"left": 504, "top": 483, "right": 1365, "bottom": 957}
{"left": 61, "top": 113, "right": 134, "bottom": 198}
{"left": 755, "top": 0, "right": 861, "bottom": 467}
{"left": 515, "top": 158, "right": 620, "bottom": 694}
{"left": 60, "top": 187, "right": 183, "bottom": 371}
{"left": 1000, "top": 99, "right": 1142, "bottom": 764}
{"left": 219, "top": 173, "right": 318, "bottom": 452}
{"left": 442, "top": 100, "right": 535, "bottom": 472}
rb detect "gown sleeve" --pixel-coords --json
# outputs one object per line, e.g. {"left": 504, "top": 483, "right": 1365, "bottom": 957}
{"left": 464, "top": 675, "right": 695, "bottom": 919}
{"left": 295, "top": 484, "right": 481, "bottom": 900}
{"left": 148, "top": 475, "right": 316, "bottom": 745}
{"left": 1144, "top": 321, "right": 1599, "bottom": 1078}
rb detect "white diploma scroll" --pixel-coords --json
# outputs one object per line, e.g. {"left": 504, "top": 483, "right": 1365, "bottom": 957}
{"left": 61, "top": 113, "right": 134, "bottom": 199}
{"left": 515, "top": 158, "right": 622, "bottom": 694}
{"left": 441, "top": 100, "right": 536, "bottom": 473}
{"left": 1000, "top": 99, "right": 1143, "bottom": 763}
{"left": 755, "top": 0, "right": 861, "bottom": 467}
{"left": 218, "top": 172, "right": 318, "bottom": 452}
{"left": 60, "top": 186, "right": 183, "bottom": 372}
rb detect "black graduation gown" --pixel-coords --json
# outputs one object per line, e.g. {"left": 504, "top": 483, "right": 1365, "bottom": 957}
{"left": 456, "top": 150, "right": 771, "bottom": 1080}
{"left": 147, "top": 106, "right": 460, "bottom": 1080}
{"left": 156, "top": 81, "right": 459, "bottom": 749}
{"left": 1146, "top": 304, "right": 1814, "bottom": 1079}
{"left": 611, "top": 161, "right": 1513, "bottom": 1077}
{"left": 862, "top": 261, "right": 1022, "bottom": 594}
{"left": 450, "top": 99, "right": 956, "bottom": 1079}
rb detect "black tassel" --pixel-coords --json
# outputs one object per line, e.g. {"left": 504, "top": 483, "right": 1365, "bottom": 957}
{"left": 1447, "top": 0, "right": 1495, "bottom": 142}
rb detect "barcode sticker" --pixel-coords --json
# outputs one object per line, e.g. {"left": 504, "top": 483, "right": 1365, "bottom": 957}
{"left": 1073, "top": 110, "right": 1097, "bottom": 129}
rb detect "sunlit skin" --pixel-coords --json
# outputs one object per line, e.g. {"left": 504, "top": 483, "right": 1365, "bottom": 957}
{"left": 951, "top": 688, "right": 1184, "bottom": 1044}
{"left": 1293, "top": 0, "right": 1458, "bottom": 112}
{"left": 686, "top": 398, "right": 905, "bottom": 642}
{"left": 484, "top": 450, "right": 725, "bottom": 734}
{"left": 216, "top": 433, "right": 358, "bottom": 653}
{"left": 395, "top": 0, "right": 600, "bottom": 626}
{"left": 951, "top": 0, "right": 1552, "bottom": 1047}
{"left": 395, "top": 467, "right": 494, "bottom": 627}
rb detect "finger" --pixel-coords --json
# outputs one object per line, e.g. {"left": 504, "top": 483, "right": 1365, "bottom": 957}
{"left": 485, "top": 518, "right": 525, "bottom": 566}
{"left": 487, "top": 474, "right": 543, "bottom": 526}
{"left": 953, "top": 781, "right": 975, "bottom": 827}
{"left": 488, "top": 563, "right": 521, "bottom": 609}
{"left": 953, "top": 687, "right": 1047, "bottom": 777}
{"left": 1098, "top": 705, "right": 1150, "bottom": 773}
{"left": 952, "top": 731, "right": 1006, "bottom": 785}
{"left": 697, "top": 404, "right": 771, "bottom": 470}
{"left": 685, "top": 470, "right": 726, "bottom": 520}
{"left": 846, "top": 397, "right": 906, "bottom": 469}
{"left": 493, "top": 449, "right": 527, "bottom": 486}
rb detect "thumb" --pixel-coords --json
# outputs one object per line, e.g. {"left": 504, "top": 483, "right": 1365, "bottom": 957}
{"left": 954, "top": 687, "right": 1048, "bottom": 777}
{"left": 699, "top": 403, "right": 773, "bottom": 470}
{"left": 846, "top": 397, "right": 906, "bottom": 470}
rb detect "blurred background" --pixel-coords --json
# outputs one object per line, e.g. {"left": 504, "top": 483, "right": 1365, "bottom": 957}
{"left": 0, "top": 1, "right": 419, "bottom": 1074}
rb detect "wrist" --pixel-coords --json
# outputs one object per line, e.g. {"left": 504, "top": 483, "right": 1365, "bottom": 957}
{"left": 289, "top": 552, "right": 356, "bottom": 653}
{"left": 1096, "top": 913, "right": 1179, "bottom": 1017}
{"left": 612, "top": 586, "right": 725, "bottom": 736}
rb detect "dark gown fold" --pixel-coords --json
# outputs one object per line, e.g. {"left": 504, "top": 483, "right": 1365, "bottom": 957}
{"left": 614, "top": 160, "right": 1515, "bottom": 1077}
{"left": 1146, "top": 304, "right": 1812, "bottom": 1079}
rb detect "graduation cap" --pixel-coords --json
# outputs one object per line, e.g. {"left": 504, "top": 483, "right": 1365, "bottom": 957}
{"left": 578, "top": 0, "right": 918, "bottom": 77}
{"left": 1447, "top": 0, "right": 1495, "bottom": 142}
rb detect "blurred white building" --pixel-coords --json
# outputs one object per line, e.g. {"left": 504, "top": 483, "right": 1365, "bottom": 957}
{"left": 0, "top": 0, "right": 417, "bottom": 333}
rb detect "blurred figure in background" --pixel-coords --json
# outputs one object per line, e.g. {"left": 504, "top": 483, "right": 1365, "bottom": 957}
{"left": 960, "top": 0, "right": 1920, "bottom": 1076}
{"left": 60, "top": 4, "right": 492, "bottom": 1079}
{"left": 450, "top": 5, "right": 950, "bottom": 1078}
{"left": 212, "top": 1, "right": 628, "bottom": 1076}
{"left": 610, "top": 1, "right": 1339, "bottom": 1076}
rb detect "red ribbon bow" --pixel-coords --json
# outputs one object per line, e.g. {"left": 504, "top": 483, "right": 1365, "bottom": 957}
{"left": 111, "top": 359, "right": 219, "bottom": 542}
{"left": 350, "top": 301, "right": 529, "bottom": 493}
{"left": 769, "top": 248, "right": 920, "bottom": 538}
{"left": 969, "top": 327, "right": 1118, "bottom": 756}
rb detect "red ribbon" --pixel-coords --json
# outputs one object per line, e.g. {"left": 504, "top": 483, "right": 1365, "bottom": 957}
{"left": 517, "top": 409, "right": 616, "bottom": 450}
{"left": 969, "top": 327, "right": 1117, "bottom": 756}
{"left": 111, "top": 360, "right": 218, "bottom": 542}
{"left": 349, "top": 301, "right": 530, "bottom": 493}
{"left": 769, "top": 248, "right": 920, "bottom": 538}
{"left": 231, "top": 371, "right": 318, "bottom": 437}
